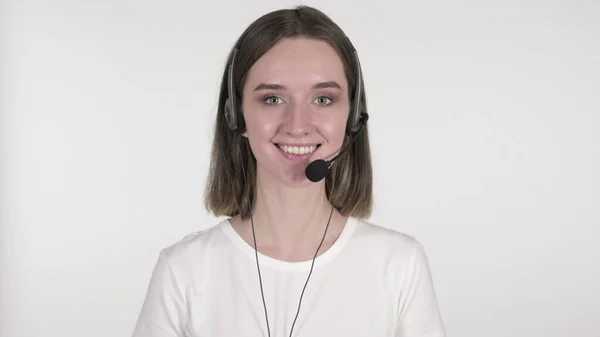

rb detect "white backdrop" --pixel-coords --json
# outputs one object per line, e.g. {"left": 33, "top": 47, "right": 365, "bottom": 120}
{"left": 1, "top": 0, "right": 599, "bottom": 336}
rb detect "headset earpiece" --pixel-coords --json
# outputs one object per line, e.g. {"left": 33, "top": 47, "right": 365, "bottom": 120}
{"left": 224, "top": 98, "right": 236, "bottom": 131}
{"left": 346, "top": 49, "right": 367, "bottom": 135}
{"left": 225, "top": 49, "right": 242, "bottom": 132}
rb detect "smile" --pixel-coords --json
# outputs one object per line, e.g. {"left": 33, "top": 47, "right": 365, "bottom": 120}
{"left": 274, "top": 143, "right": 322, "bottom": 159}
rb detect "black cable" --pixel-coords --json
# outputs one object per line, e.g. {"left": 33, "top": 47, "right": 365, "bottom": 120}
{"left": 251, "top": 215, "right": 271, "bottom": 337}
{"left": 251, "top": 203, "right": 334, "bottom": 337}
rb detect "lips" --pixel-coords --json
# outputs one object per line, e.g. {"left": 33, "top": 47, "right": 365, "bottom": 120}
{"left": 274, "top": 143, "right": 321, "bottom": 160}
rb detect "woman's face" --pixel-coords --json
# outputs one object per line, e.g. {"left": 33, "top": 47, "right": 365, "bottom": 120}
{"left": 241, "top": 37, "right": 350, "bottom": 188}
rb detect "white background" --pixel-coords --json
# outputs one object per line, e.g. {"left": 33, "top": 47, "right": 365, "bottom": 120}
{"left": 1, "top": 0, "right": 599, "bottom": 336}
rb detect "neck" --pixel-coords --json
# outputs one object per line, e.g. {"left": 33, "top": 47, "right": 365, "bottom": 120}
{"left": 248, "top": 170, "right": 339, "bottom": 253}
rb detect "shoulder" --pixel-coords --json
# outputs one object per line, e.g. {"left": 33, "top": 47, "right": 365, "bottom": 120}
{"left": 352, "top": 217, "right": 425, "bottom": 255}
{"left": 351, "top": 218, "right": 438, "bottom": 291}
{"left": 156, "top": 219, "right": 231, "bottom": 271}
{"left": 348, "top": 217, "right": 433, "bottom": 274}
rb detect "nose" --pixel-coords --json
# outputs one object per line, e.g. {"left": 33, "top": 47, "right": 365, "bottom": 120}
{"left": 282, "top": 101, "right": 315, "bottom": 136}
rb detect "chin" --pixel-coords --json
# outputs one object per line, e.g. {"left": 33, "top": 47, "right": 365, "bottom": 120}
{"left": 281, "top": 174, "right": 320, "bottom": 188}
{"left": 256, "top": 165, "right": 322, "bottom": 189}
{"left": 276, "top": 169, "right": 320, "bottom": 188}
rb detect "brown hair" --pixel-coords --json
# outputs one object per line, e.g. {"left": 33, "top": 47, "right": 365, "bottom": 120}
{"left": 204, "top": 5, "right": 373, "bottom": 220}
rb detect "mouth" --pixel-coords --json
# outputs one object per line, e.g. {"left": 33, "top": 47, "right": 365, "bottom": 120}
{"left": 274, "top": 143, "right": 322, "bottom": 160}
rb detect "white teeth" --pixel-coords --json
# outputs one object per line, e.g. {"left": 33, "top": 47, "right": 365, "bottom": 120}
{"left": 278, "top": 145, "right": 317, "bottom": 155}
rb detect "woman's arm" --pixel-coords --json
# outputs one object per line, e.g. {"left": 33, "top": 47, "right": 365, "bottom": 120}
{"left": 132, "top": 251, "right": 188, "bottom": 337}
{"left": 396, "top": 240, "right": 446, "bottom": 337}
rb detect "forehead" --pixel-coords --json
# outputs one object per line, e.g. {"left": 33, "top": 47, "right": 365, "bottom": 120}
{"left": 244, "top": 38, "right": 347, "bottom": 91}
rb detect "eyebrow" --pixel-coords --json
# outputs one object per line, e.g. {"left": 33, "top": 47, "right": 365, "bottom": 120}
{"left": 253, "top": 81, "right": 342, "bottom": 91}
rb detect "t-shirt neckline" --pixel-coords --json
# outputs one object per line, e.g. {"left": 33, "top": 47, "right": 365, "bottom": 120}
{"left": 220, "top": 216, "right": 358, "bottom": 272}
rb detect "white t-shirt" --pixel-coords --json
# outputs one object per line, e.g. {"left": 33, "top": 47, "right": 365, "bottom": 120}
{"left": 132, "top": 217, "right": 446, "bottom": 337}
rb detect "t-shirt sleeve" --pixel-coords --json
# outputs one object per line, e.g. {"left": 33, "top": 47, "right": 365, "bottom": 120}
{"left": 396, "top": 240, "right": 446, "bottom": 337}
{"left": 132, "top": 251, "right": 188, "bottom": 337}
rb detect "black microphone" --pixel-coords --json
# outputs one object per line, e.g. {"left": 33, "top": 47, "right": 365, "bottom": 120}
{"left": 305, "top": 113, "right": 369, "bottom": 182}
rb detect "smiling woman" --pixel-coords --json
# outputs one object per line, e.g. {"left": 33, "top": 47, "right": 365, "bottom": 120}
{"left": 131, "top": 5, "right": 446, "bottom": 337}
{"left": 241, "top": 38, "right": 350, "bottom": 186}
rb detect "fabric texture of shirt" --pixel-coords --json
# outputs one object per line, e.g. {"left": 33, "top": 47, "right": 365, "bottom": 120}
{"left": 132, "top": 217, "right": 446, "bottom": 337}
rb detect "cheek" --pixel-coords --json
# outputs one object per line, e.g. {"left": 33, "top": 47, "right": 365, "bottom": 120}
{"left": 317, "top": 114, "right": 348, "bottom": 141}
{"left": 242, "top": 110, "right": 279, "bottom": 140}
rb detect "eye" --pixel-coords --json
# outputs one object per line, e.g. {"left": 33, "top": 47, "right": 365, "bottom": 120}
{"left": 314, "top": 95, "right": 334, "bottom": 105}
{"left": 263, "top": 96, "right": 283, "bottom": 105}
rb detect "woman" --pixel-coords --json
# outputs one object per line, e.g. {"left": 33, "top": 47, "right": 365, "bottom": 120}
{"left": 132, "top": 5, "right": 446, "bottom": 337}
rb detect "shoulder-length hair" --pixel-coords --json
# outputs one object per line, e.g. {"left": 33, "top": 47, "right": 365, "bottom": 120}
{"left": 204, "top": 5, "right": 373, "bottom": 220}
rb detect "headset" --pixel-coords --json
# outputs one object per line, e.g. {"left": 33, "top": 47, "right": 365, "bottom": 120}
{"left": 223, "top": 40, "right": 368, "bottom": 137}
